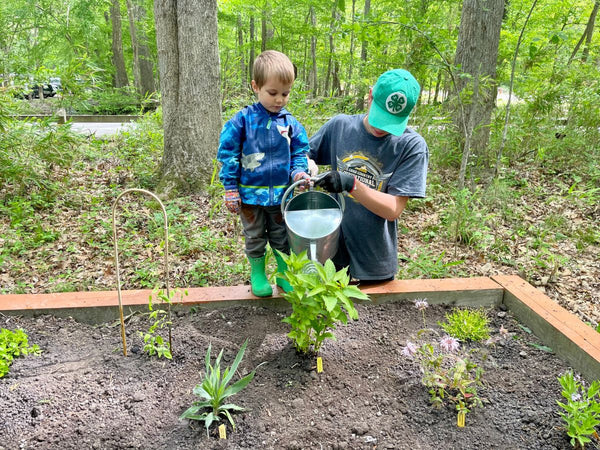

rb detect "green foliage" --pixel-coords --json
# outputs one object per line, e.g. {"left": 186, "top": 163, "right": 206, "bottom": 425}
{"left": 439, "top": 308, "right": 491, "bottom": 342}
{"left": 398, "top": 249, "right": 464, "bottom": 279}
{"left": 0, "top": 112, "right": 81, "bottom": 202}
{"left": 441, "top": 188, "right": 494, "bottom": 251}
{"left": 0, "top": 328, "right": 41, "bottom": 378}
{"left": 180, "top": 339, "right": 259, "bottom": 436}
{"left": 557, "top": 371, "right": 600, "bottom": 448}
{"left": 278, "top": 251, "right": 369, "bottom": 355}
{"left": 417, "top": 343, "right": 484, "bottom": 415}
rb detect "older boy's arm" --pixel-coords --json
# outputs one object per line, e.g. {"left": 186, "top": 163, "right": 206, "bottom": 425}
{"left": 351, "top": 180, "right": 408, "bottom": 221}
{"left": 314, "top": 171, "right": 407, "bottom": 221}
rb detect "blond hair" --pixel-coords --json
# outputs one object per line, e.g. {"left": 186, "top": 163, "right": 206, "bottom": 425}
{"left": 252, "top": 50, "right": 295, "bottom": 88}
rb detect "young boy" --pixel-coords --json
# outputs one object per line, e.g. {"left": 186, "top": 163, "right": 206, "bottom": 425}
{"left": 217, "top": 50, "right": 310, "bottom": 297}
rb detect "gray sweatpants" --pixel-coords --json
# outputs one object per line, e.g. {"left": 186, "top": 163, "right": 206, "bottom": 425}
{"left": 240, "top": 204, "right": 289, "bottom": 258}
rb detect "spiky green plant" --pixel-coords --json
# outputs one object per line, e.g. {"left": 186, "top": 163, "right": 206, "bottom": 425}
{"left": 180, "top": 339, "right": 259, "bottom": 436}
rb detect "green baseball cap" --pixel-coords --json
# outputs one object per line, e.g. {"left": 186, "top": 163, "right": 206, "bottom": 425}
{"left": 368, "top": 69, "right": 421, "bottom": 136}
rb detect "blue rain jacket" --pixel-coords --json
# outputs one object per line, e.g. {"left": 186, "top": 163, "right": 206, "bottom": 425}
{"left": 217, "top": 103, "right": 309, "bottom": 206}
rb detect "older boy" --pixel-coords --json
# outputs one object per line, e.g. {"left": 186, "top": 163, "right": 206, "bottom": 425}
{"left": 309, "top": 69, "right": 429, "bottom": 282}
{"left": 217, "top": 50, "right": 310, "bottom": 297}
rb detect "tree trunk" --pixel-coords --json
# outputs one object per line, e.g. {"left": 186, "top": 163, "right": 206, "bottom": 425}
{"left": 453, "top": 0, "right": 505, "bottom": 187}
{"left": 309, "top": 6, "right": 318, "bottom": 97}
{"left": 237, "top": 14, "right": 245, "bottom": 89}
{"left": 327, "top": 1, "right": 341, "bottom": 96}
{"left": 154, "top": 0, "right": 222, "bottom": 195}
{"left": 495, "top": 0, "right": 538, "bottom": 177}
{"left": 110, "top": 0, "right": 129, "bottom": 88}
{"left": 568, "top": 1, "right": 599, "bottom": 64}
{"left": 347, "top": 0, "right": 356, "bottom": 91}
{"left": 261, "top": 3, "right": 269, "bottom": 52}
{"left": 249, "top": 16, "right": 255, "bottom": 84}
{"left": 126, "top": 0, "right": 155, "bottom": 97}
{"left": 355, "top": 0, "right": 370, "bottom": 110}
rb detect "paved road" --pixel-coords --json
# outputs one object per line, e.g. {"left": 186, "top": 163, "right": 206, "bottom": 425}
{"left": 70, "top": 122, "right": 137, "bottom": 137}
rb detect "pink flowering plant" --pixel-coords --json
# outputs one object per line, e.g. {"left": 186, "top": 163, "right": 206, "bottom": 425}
{"left": 401, "top": 300, "right": 485, "bottom": 418}
{"left": 403, "top": 336, "right": 483, "bottom": 415}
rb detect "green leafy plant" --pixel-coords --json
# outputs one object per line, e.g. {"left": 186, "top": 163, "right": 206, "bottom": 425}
{"left": 180, "top": 339, "right": 260, "bottom": 436}
{"left": 439, "top": 308, "right": 491, "bottom": 342}
{"left": 139, "top": 288, "right": 187, "bottom": 359}
{"left": 0, "top": 328, "right": 41, "bottom": 377}
{"left": 277, "top": 251, "right": 369, "bottom": 354}
{"left": 557, "top": 371, "right": 600, "bottom": 448}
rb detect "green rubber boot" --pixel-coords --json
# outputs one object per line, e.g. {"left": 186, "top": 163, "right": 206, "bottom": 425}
{"left": 248, "top": 255, "right": 273, "bottom": 297}
{"left": 274, "top": 251, "right": 293, "bottom": 293}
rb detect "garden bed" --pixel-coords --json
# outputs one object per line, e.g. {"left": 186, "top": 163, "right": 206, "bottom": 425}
{"left": 0, "top": 298, "right": 582, "bottom": 449}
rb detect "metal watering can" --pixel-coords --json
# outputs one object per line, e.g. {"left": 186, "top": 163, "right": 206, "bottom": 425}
{"left": 281, "top": 179, "right": 345, "bottom": 265}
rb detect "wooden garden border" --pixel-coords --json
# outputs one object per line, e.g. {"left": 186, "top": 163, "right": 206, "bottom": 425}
{"left": 1, "top": 275, "right": 598, "bottom": 380}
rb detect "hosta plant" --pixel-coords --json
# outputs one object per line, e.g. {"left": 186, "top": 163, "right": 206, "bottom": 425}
{"left": 277, "top": 251, "right": 369, "bottom": 354}
{"left": 557, "top": 370, "right": 600, "bottom": 448}
{"left": 0, "top": 328, "right": 41, "bottom": 378}
{"left": 180, "top": 339, "right": 260, "bottom": 436}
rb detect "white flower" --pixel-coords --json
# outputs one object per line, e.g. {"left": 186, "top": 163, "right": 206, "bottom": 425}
{"left": 401, "top": 341, "right": 418, "bottom": 358}
{"left": 414, "top": 299, "right": 429, "bottom": 311}
{"left": 571, "top": 392, "right": 582, "bottom": 402}
{"left": 439, "top": 335, "right": 460, "bottom": 352}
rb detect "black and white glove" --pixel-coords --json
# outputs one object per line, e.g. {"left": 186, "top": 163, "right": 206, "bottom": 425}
{"left": 313, "top": 171, "right": 356, "bottom": 193}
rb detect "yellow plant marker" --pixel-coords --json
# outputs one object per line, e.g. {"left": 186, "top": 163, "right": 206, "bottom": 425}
{"left": 457, "top": 411, "right": 466, "bottom": 428}
{"left": 316, "top": 357, "right": 323, "bottom": 373}
{"left": 219, "top": 424, "right": 227, "bottom": 439}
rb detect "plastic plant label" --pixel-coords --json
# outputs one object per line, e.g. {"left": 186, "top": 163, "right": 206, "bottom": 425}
{"left": 457, "top": 411, "right": 466, "bottom": 428}
{"left": 316, "top": 357, "right": 323, "bottom": 373}
{"left": 219, "top": 424, "right": 227, "bottom": 439}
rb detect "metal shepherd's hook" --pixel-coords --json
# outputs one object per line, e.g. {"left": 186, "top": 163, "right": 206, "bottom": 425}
{"left": 112, "top": 188, "right": 171, "bottom": 357}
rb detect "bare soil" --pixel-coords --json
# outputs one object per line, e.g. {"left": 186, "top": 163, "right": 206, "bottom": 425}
{"left": 0, "top": 299, "right": 582, "bottom": 450}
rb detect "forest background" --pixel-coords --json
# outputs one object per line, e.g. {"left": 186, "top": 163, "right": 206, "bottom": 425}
{"left": 0, "top": 0, "right": 598, "bottom": 327}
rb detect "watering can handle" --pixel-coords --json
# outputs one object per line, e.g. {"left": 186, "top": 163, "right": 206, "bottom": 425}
{"left": 280, "top": 179, "right": 346, "bottom": 216}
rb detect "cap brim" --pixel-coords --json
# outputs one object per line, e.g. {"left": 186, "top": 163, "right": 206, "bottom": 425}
{"left": 368, "top": 101, "right": 410, "bottom": 136}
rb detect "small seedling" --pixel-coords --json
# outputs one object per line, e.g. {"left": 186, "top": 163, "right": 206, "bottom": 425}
{"left": 557, "top": 371, "right": 600, "bottom": 448}
{"left": 0, "top": 328, "right": 41, "bottom": 377}
{"left": 439, "top": 308, "right": 491, "bottom": 342}
{"left": 277, "top": 251, "right": 369, "bottom": 355}
{"left": 139, "top": 288, "right": 187, "bottom": 359}
{"left": 180, "top": 339, "right": 261, "bottom": 436}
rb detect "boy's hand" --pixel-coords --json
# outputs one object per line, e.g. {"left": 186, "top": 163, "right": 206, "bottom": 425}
{"left": 313, "top": 171, "right": 356, "bottom": 193}
{"left": 224, "top": 189, "right": 241, "bottom": 214}
{"left": 293, "top": 171, "right": 312, "bottom": 191}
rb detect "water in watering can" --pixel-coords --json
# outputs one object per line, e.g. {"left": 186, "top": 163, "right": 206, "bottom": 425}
{"left": 284, "top": 208, "right": 342, "bottom": 239}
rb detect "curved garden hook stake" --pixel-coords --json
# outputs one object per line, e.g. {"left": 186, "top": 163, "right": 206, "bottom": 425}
{"left": 112, "top": 188, "right": 171, "bottom": 357}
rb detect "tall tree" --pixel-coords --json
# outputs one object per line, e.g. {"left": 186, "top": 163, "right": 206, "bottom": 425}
{"left": 355, "top": 0, "right": 370, "bottom": 110}
{"left": 110, "top": 0, "right": 129, "bottom": 88}
{"left": 249, "top": 15, "right": 255, "bottom": 84}
{"left": 126, "top": 0, "right": 155, "bottom": 96}
{"left": 453, "top": 0, "right": 505, "bottom": 187}
{"left": 568, "top": 0, "right": 599, "bottom": 64}
{"left": 309, "top": 5, "right": 318, "bottom": 96}
{"left": 154, "top": 0, "right": 222, "bottom": 194}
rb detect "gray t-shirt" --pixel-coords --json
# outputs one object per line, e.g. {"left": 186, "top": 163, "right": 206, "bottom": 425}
{"left": 308, "top": 114, "right": 428, "bottom": 280}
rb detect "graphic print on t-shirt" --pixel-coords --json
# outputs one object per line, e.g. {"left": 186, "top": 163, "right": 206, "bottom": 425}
{"left": 337, "top": 153, "right": 392, "bottom": 192}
